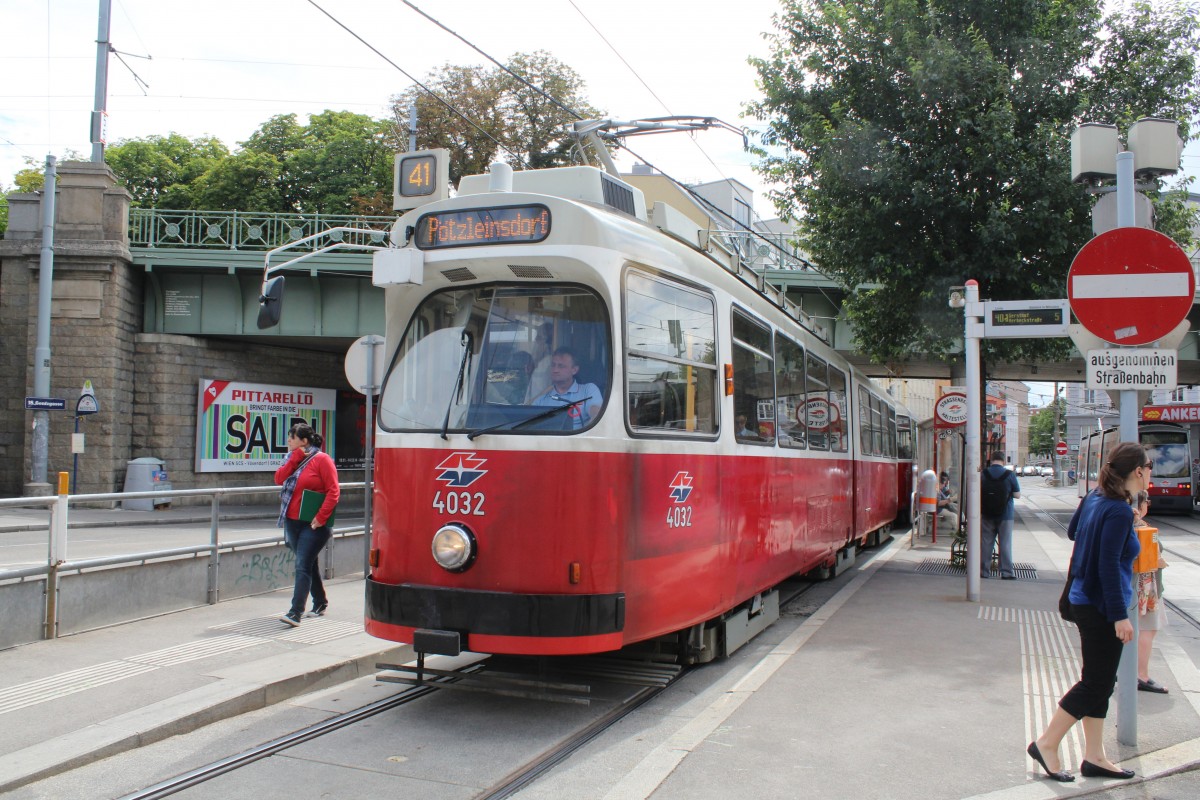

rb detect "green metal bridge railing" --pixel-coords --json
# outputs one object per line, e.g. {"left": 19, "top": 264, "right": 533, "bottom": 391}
{"left": 129, "top": 208, "right": 396, "bottom": 251}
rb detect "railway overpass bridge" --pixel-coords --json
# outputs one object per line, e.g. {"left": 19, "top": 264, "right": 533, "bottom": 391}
{"left": 127, "top": 206, "right": 1200, "bottom": 384}
{"left": 1, "top": 161, "right": 1196, "bottom": 499}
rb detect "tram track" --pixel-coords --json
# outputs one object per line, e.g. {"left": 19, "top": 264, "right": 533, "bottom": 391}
{"left": 116, "top": 680, "right": 447, "bottom": 800}
{"left": 1022, "top": 494, "right": 1200, "bottom": 633}
{"left": 111, "top": 541, "right": 873, "bottom": 800}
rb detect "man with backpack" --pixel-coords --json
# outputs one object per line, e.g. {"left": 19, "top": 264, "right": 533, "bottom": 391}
{"left": 980, "top": 451, "right": 1021, "bottom": 579}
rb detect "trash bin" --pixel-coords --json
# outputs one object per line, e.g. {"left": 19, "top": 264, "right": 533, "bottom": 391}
{"left": 122, "top": 457, "right": 174, "bottom": 511}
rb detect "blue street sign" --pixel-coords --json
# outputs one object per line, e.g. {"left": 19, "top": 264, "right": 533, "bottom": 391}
{"left": 26, "top": 397, "right": 66, "bottom": 411}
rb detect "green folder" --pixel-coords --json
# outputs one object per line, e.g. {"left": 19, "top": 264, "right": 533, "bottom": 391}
{"left": 298, "top": 489, "right": 336, "bottom": 528}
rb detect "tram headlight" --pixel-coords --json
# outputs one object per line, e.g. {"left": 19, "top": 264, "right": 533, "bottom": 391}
{"left": 431, "top": 524, "right": 476, "bottom": 572}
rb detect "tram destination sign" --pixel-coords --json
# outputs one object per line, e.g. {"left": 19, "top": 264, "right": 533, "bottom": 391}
{"left": 1085, "top": 348, "right": 1177, "bottom": 391}
{"left": 415, "top": 205, "right": 551, "bottom": 250}
{"left": 982, "top": 299, "right": 1070, "bottom": 338}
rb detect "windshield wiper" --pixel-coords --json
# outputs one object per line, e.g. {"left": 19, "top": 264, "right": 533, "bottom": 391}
{"left": 440, "top": 331, "right": 473, "bottom": 440}
{"left": 467, "top": 398, "right": 585, "bottom": 440}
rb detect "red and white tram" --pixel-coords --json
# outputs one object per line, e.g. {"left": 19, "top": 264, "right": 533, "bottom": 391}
{"left": 1078, "top": 423, "right": 1192, "bottom": 513}
{"left": 266, "top": 158, "right": 913, "bottom": 663}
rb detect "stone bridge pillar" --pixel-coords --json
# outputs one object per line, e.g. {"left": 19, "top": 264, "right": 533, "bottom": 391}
{"left": 0, "top": 161, "right": 135, "bottom": 497}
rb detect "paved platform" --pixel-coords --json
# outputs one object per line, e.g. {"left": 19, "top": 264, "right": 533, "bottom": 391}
{"left": 0, "top": 484, "right": 1197, "bottom": 798}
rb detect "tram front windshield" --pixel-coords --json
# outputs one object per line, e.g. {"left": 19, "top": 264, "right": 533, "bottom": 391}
{"left": 379, "top": 285, "right": 610, "bottom": 434}
{"left": 1142, "top": 431, "right": 1190, "bottom": 479}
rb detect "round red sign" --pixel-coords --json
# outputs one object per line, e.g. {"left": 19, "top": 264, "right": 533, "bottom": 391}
{"left": 934, "top": 392, "right": 968, "bottom": 427}
{"left": 1055, "top": 441, "right": 1068, "bottom": 456}
{"left": 1067, "top": 227, "right": 1194, "bottom": 346}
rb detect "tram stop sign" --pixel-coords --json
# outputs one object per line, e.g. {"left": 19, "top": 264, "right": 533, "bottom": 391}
{"left": 1067, "top": 227, "right": 1194, "bottom": 346}
{"left": 1055, "top": 441, "right": 1068, "bottom": 457}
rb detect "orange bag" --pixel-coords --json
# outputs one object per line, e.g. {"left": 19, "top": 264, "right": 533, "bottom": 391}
{"left": 1133, "top": 526, "right": 1159, "bottom": 574}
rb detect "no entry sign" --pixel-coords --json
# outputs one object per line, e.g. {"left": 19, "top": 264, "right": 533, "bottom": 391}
{"left": 1055, "top": 441, "right": 1068, "bottom": 456}
{"left": 1068, "top": 227, "right": 1194, "bottom": 346}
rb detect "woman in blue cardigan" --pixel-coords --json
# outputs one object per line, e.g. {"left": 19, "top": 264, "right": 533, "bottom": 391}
{"left": 1028, "top": 440, "right": 1146, "bottom": 782}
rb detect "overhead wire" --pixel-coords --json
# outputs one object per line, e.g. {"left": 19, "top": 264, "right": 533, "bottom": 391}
{"left": 394, "top": 0, "right": 841, "bottom": 301}
{"left": 305, "top": 0, "right": 529, "bottom": 169}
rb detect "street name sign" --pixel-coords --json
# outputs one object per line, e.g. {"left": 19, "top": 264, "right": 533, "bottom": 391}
{"left": 982, "top": 299, "right": 1070, "bottom": 338}
{"left": 1085, "top": 348, "right": 1177, "bottom": 391}
{"left": 1068, "top": 227, "right": 1194, "bottom": 346}
{"left": 25, "top": 397, "right": 66, "bottom": 411}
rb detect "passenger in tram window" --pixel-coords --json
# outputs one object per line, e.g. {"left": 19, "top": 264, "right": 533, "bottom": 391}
{"left": 530, "top": 348, "right": 603, "bottom": 430}
{"left": 275, "top": 423, "right": 340, "bottom": 628}
{"left": 1132, "top": 492, "right": 1169, "bottom": 694}
{"left": 735, "top": 413, "right": 756, "bottom": 439}
{"left": 1028, "top": 441, "right": 1145, "bottom": 783}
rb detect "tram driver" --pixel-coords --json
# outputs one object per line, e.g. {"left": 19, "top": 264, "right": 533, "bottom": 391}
{"left": 530, "top": 347, "right": 603, "bottom": 429}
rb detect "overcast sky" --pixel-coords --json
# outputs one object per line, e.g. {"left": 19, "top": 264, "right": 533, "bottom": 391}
{"left": 6, "top": 2, "right": 1197, "bottom": 204}
{"left": 1, "top": 0, "right": 786, "bottom": 206}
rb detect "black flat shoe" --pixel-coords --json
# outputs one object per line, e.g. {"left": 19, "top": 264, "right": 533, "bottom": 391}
{"left": 1080, "top": 760, "right": 1134, "bottom": 779}
{"left": 1027, "top": 742, "right": 1074, "bottom": 782}
{"left": 1137, "top": 678, "right": 1168, "bottom": 694}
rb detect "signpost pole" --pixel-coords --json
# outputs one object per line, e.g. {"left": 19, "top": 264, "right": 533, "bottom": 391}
{"left": 362, "top": 337, "right": 381, "bottom": 576}
{"left": 1114, "top": 149, "right": 1139, "bottom": 747}
{"left": 963, "top": 281, "right": 983, "bottom": 603}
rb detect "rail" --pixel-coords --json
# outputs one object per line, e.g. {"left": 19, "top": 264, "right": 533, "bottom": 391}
{"left": 0, "top": 482, "right": 367, "bottom": 646}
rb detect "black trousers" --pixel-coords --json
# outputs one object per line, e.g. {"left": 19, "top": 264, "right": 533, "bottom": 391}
{"left": 1059, "top": 603, "right": 1125, "bottom": 720}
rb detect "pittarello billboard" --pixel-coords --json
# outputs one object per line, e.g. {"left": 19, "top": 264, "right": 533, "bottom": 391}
{"left": 196, "top": 379, "right": 336, "bottom": 472}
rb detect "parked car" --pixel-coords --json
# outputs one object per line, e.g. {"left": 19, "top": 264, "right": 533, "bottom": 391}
{"left": 1040, "top": 466, "right": 1055, "bottom": 477}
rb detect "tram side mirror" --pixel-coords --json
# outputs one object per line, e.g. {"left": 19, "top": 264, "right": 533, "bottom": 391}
{"left": 257, "top": 277, "right": 285, "bottom": 329}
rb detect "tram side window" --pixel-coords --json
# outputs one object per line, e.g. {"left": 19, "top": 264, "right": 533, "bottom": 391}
{"left": 731, "top": 310, "right": 774, "bottom": 444}
{"left": 625, "top": 270, "right": 718, "bottom": 435}
{"left": 885, "top": 406, "right": 896, "bottom": 458}
{"left": 870, "top": 395, "right": 883, "bottom": 455}
{"left": 859, "top": 386, "right": 873, "bottom": 455}
{"left": 827, "top": 366, "right": 848, "bottom": 453}
{"left": 897, "top": 415, "right": 913, "bottom": 459}
{"left": 805, "top": 353, "right": 829, "bottom": 451}
{"left": 774, "top": 335, "right": 806, "bottom": 449}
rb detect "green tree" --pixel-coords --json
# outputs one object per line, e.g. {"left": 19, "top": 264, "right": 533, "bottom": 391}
{"left": 191, "top": 150, "right": 284, "bottom": 211}
{"left": 391, "top": 52, "right": 602, "bottom": 184}
{"left": 391, "top": 62, "right": 510, "bottom": 185}
{"left": 106, "top": 134, "right": 229, "bottom": 208}
{"left": 242, "top": 111, "right": 395, "bottom": 214}
{"left": 748, "top": 0, "right": 1200, "bottom": 367}
{"left": 0, "top": 190, "right": 8, "bottom": 236}
{"left": 501, "top": 51, "right": 603, "bottom": 169}
{"left": 1029, "top": 398, "right": 1066, "bottom": 456}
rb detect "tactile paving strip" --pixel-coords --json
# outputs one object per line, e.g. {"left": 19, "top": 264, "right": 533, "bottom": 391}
{"left": 980, "top": 605, "right": 1085, "bottom": 777}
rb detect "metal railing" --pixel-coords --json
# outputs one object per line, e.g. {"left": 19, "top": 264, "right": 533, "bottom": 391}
{"left": 711, "top": 230, "right": 814, "bottom": 271}
{"left": 130, "top": 208, "right": 395, "bottom": 251}
{"left": 0, "top": 483, "right": 366, "bottom": 644}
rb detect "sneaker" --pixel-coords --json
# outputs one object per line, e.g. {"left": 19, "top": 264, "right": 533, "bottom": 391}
{"left": 281, "top": 611, "right": 301, "bottom": 627}
{"left": 306, "top": 602, "right": 328, "bottom": 618}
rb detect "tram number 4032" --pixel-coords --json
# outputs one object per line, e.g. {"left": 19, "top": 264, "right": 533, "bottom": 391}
{"left": 666, "top": 505, "right": 693, "bottom": 528}
{"left": 432, "top": 491, "right": 486, "bottom": 516}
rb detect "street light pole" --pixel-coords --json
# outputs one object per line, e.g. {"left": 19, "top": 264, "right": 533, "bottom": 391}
{"left": 30, "top": 156, "right": 58, "bottom": 493}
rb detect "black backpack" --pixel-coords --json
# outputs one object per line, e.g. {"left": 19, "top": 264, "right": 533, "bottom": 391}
{"left": 980, "top": 469, "right": 1011, "bottom": 518}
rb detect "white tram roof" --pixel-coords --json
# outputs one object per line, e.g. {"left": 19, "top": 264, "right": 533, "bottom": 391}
{"left": 458, "top": 166, "right": 649, "bottom": 222}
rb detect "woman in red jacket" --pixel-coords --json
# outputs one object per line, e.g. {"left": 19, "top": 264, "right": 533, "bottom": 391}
{"left": 275, "top": 423, "right": 340, "bottom": 627}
